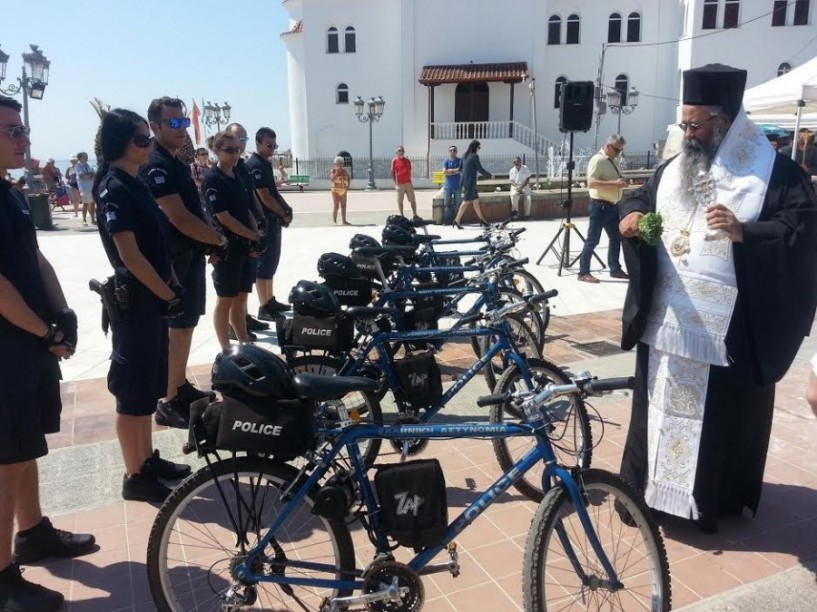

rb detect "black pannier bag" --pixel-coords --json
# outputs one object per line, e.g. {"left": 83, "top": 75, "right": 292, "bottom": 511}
{"left": 191, "top": 396, "right": 315, "bottom": 460}
{"left": 375, "top": 459, "right": 448, "bottom": 549}
{"left": 393, "top": 350, "right": 443, "bottom": 409}
{"left": 291, "top": 314, "right": 354, "bottom": 352}
{"left": 323, "top": 275, "right": 373, "bottom": 307}
{"left": 434, "top": 255, "right": 464, "bottom": 287}
{"left": 351, "top": 252, "right": 393, "bottom": 279}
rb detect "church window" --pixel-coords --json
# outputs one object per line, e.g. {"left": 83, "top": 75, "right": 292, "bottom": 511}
{"left": 548, "top": 16, "right": 561, "bottom": 45}
{"left": 554, "top": 76, "right": 567, "bottom": 108}
{"left": 615, "top": 74, "right": 629, "bottom": 106}
{"left": 702, "top": 0, "right": 718, "bottom": 30}
{"left": 794, "top": 0, "right": 810, "bottom": 25}
{"left": 772, "top": 0, "right": 788, "bottom": 26}
{"left": 344, "top": 27, "right": 356, "bottom": 53}
{"left": 327, "top": 27, "right": 339, "bottom": 54}
{"left": 778, "top": 62, "right": 792, "bottom": 76}
{"left": 723, "top": 0, "right": 740, "bottom": 28}
{"left": 608, "top": 13, "right": 622, "bottom": 43}
{"left": 336, "top": 83, "right": 349, "bottom": 104}
{"left": 627, "top": 12, "right": 642, "bottom": 41}
{"left": 566, "top": 14, "right": 580, "bottom": 44}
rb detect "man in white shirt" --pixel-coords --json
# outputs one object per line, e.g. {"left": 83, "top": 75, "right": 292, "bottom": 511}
{"left": 509, "top": 156, "right": 532, "bottom": 218}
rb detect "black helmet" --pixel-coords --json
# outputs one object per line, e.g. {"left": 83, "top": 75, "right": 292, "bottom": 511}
{"left": 349, "top": 234, "right": 380, "bottom": 250}
{"left": 382, "top": 224, "right": 415, "bottom": 246}
{"left": 289, "top": 280, "right": 341, "bottom": 316}
{"left": 386, "top": 215, "right": 416, "bottom": 233}
{"left": 212, "top": 344, "right": 296, "bottom": 401}
{"left": 317, "top": 252, "right": 360, "bottom": 279}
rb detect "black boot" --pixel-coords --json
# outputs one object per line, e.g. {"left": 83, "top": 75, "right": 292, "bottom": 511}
{"left": 0, "top": 563, "right": 63, "bottom": 612}
{"left": 12, "top": 517, "right": 96, "bottom": 565}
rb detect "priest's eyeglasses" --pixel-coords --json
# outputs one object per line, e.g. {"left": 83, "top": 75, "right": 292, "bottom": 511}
{"left": 677, "top": 115, "right": 716, "bottom": 133}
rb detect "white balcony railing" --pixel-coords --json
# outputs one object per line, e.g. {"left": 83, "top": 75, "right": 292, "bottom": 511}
{"left": 430, "top": 121, "right": 555, "bottom": 155}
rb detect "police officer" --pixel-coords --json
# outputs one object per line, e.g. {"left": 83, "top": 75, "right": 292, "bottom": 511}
{"left": 245, "top": 127, "right": 293, "bottom": 320}
{"left": 202, "top": 131, "right": 261, "bottom": 350}
{"left": 225, "top": 122, "right": 269, "bottom": 336}
{"left": 94, "top": 108, "right": 191, "bottom": 503}
{"left": 140, "top": 96, "right": 224, "bottom": 428}
{"left": 0, "top": 95, "right": 95, "bottom": 611}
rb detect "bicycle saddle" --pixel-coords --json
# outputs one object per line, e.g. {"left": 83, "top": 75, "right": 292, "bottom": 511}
{"left": 292, "top": 373, "right": 378, "bottom": 400}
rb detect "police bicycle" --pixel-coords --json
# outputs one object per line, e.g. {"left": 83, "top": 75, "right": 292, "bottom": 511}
{"left": 146, "top": 360, "right": 671, "bottom": 612}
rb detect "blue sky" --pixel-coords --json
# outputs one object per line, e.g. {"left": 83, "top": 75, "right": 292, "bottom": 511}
{"left": 2, "top": 0, "right": 291, "bottom": 163}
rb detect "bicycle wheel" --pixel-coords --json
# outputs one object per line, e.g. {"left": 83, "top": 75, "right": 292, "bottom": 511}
{"left": 147, "top": 457, "right": 356, "bottom": 612}
{"left": 469, "top": 286, "right": 546, "bottom": 362}
{"left": 471, "top": 312, "right": 542, "bottom": 392}
{"left": 490, "top": 359, "right": 592, "bottom": 502}
{"left": 523, "top": 469, "right": 671, "bottom": 612}
{"left": 501, "top": 269, "right": 551, "bottom": 333}
{"left": 288, "top": 355, "right": 384, "bottom": 468}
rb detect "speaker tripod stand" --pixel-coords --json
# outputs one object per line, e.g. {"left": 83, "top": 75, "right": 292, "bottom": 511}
{"left": 536, "top": 132, "right": 605, "bottom": 275}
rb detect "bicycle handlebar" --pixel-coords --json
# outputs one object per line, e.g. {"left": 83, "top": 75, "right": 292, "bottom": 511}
{"left": 583, "top": 377, "right": 634, "bottom": 395}
{"left": 476, "top": 375, "right": 635, "bottom": 409}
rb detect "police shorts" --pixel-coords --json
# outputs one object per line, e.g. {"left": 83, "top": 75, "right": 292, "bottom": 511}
{"left": 256, "top": 219, "right": 282, "bottom": 280}
{"left": 108, "top": 302, "right": 169, "bottom": 416}
{"left": 0, "top": 346, "right": 62, "bottom": 465}
{"left": 213, "top": 252, "right": 255, "bottom": 298}
{"left": 170, "top": 253, "right": 206, "bottom": 329}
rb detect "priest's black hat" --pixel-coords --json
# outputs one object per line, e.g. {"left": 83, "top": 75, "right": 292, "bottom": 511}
{"left": 682, "top": 64, "right": 747, "bottom": 120}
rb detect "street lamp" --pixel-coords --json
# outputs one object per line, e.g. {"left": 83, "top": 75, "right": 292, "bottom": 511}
{"left": 0, "top": 44, "right": 51, "bottom": 180}
{"left": 203, "top": 101, "right": 232, "bottom": 130}
{"left": 529, "top": 77, "right": 540, "bottom": 189}
{"left": 606, "top": 86, "right": 640, "bottom": 134}
{"left": 354, "top": 95, "right": 385, "bottom": 190}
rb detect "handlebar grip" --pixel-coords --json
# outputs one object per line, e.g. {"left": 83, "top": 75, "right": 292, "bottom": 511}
{"left": 476, "top": 393, "right": 509, "bottom": 407}
{"left": 509, "top": 257, "right": 529, "bottom": 269}
{"left": 583, "top": 377, "right": 635, "bottom": 394}
{"left": 529, "top": 290, "right": 558, "bottom": 304}
{"left": 511, "top": 228, "right": 527, "bottom": 236}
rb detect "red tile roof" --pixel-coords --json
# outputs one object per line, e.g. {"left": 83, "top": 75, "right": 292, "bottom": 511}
{"left": 419, "top": 62, "right": 528, "bottom": 85}
{"left": 280, "top": 19, "right": 303, "bottom": 37}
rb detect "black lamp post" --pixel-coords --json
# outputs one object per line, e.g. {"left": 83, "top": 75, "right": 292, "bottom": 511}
{"left": 0, "top": 44, "right": 51, "bottom": 180}
{"left": 203, "top": 101, "right": 232, "bottom": 131}
{"left": 354, "top": 95, "right": 385, "bottom": 190}
{"left": 606, "top": 86, "right": 640, "bottom": 134}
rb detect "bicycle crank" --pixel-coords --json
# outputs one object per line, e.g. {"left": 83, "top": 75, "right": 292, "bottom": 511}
{"left": 388, "top": 416, "right": 429, "bottom": 458}
{"left": 322, "top": 560, "right": 424, "bottom": 612}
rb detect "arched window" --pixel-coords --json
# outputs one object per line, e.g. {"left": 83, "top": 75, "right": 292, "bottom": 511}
{"left": 554, "top": 76, "right": 567, "bottom": 108}
{"left": 327, "top": 27, "right": 339, "bottom": 53}
{"left": 724, "top": 0, "right": 740, "bottom": 28}
{"left": 566, "top": 14, "right": 581, "bottom": 44}
{"left": 336, "top": 83, "right": 349, "bottom": 104}
{"left": 627, "top": 12, "right": 641, "bottom": 41}
{"left": 344, "top": 26, "right": 356, "bottom": 53}
{"left": 794, "top": 0, "right": 810, "bottom": 25}
{"left": 547, "top": 15, "right": 561, "bottom": 45}
{"left": 778, "top": 62, "right": 793, "bottom": 76}
{"left": 615, "top": 74, "right": 629, "bottom": 106}
{"left": 702, "top": 0, "right": 718, "bottom": 29}
{"left": 608, "top": 13, "right": 622, "bottom": 42}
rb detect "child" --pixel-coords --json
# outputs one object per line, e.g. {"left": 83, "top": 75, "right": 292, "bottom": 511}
{"left": 330, "top": 156, "right": 350, "bottom": 225}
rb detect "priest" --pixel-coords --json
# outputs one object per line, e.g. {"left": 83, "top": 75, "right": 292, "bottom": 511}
{"left": 617, "top": 64, "right": 817, "bottom": 533}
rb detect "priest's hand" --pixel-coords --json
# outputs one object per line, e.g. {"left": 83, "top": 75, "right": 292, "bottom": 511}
{"left": 706, "top": 204, "right": 744, "bottom": 242}
{"left": 620, "top": 212, "right": 643, "bottom": 238}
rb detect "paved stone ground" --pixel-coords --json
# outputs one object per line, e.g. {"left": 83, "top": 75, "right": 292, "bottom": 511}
{"left": 23, "top": 187, "right": 817, "bottom": 610}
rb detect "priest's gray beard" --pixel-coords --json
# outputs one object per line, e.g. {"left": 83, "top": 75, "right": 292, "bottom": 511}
{"left": 679, "top": 122, "right": 727, "bottom": 194}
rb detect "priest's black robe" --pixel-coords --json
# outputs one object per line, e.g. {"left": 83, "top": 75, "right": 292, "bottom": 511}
{"left": 618, "top": 152, "right": 817, "bottom": 530}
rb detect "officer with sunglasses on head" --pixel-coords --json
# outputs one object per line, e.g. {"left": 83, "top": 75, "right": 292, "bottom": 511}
{"left": 140, "top": 97, "right": 224, "bottom": 429}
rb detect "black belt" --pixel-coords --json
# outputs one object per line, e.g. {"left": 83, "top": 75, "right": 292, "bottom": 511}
{"left": 593, "top": 199, "right": 616, "bottom": 207}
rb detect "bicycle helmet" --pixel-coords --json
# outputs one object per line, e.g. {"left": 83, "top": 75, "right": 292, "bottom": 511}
{"left": 289, "top": 280, "right": 341, "bottom": 316}
{"left": 385, "top": 215, "right": 416, "bottom": 233}
{"left": 317, "top": 252, "right": 361, "bottom": 280}
{"left": 349, "top": 234, "right": 380, "bottom": 250}
{"left": 211, "top": 344, "right": 296, "bottom": 401}
{"left": 382, "top": 224, "right": 415, "bottom": 247}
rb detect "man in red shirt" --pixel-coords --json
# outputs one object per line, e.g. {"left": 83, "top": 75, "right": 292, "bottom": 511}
{"left": 390, "top": 145, "right": 419, "bottom": 219}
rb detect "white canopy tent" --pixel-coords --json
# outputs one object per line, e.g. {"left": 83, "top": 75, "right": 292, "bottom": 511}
{"left": 744, "top": 57, "right": 817, "bottom": 159}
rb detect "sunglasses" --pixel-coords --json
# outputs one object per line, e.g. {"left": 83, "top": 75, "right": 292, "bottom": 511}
{"left": 132, "top": 134, "right": 152, "bottom": 148}
{"left": 162, "top": 117, "right": 191, "bottom": 129}
{"left": 0, "top": 125, "right": 31, "bottom": 140}
{"left": 220, "top": 146, "right": 241, "bottom": 154}
{"left": 262, "top": 142, "right": 278, "bottom": 150}
{"left": 238, "top": 137, "right": 249, "bottom": 144}
{"left": 678, "top": 115, "right": 716, "bottom": 132}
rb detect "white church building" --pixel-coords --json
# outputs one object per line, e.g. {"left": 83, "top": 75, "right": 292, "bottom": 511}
{"left": 281, "top": 0, "right": 816, "bottom": 170}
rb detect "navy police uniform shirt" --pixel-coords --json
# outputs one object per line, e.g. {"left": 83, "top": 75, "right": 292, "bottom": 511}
{"left": 96, "top": 167, "right": 173, "bottom": 287}
{"left": 245, "top": 152, "right": 292, "bottom": 221}
{"left": 0, "top": 179, "right": 50, "bottom": 342}
{"left": 139, "top": 140, "right": 206, "bottom": 248}
{"left": 201, "top": 166, "right": 253, "bottom": 233}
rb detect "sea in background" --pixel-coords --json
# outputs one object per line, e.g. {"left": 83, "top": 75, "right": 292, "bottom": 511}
{"left": 7, "top": 158, "right": 92, "bottom": 180}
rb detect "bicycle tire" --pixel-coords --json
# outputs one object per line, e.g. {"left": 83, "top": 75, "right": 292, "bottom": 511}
{"left": 501, "top": 269, "right": 551, "bottom": 333}
{"left": 147, "top": 457, "right": 356, "bottom": 612}
{"left": 523, "top": 469, "right": 671, "bottom": 612}
{"left": 469, "top": 287, "right": 546, "bottom": 360}
{"left": 287, "top": 355, "right": 385, "bottom": 468}
{"left": 470, "top": 312, "right": 542, "bottom": 392}
{"left": 490, "top": 359, "right": 592, "bottom": 502}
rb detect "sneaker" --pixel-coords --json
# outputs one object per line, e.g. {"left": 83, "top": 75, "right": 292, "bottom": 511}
{"left": 176, "top": 380, "right": 216, "bottom": 404}
{"left": 257, "top": 304, "right": 283, "bottom": 321}
{"left": 142, "top": 449, "right": 191, "bottom": 481}
{"left": 122, "top": 472, "right": 172, "bottom": 503}
{"left": 246, "top": 314, "right": 270, "bottom": 331}
{"left": 266, "top": 298, "right": 290, "bottom": 313}
{"left": 155, "top": 396, "right": 190, "bottom": 429}
{"left": 0, "top": 563, "right": 64, "bottom": 612}
{"left": 577, "top": 273, "right": 600, "bottom": 284}
{"left": 12, "top": 518, "right": 96, "bottom": 566}
{"left": 610, "top": 270, "right": 630, "bottom": 280}
{"left": 228, "top": 328, "right": 257, "bottom": 342}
